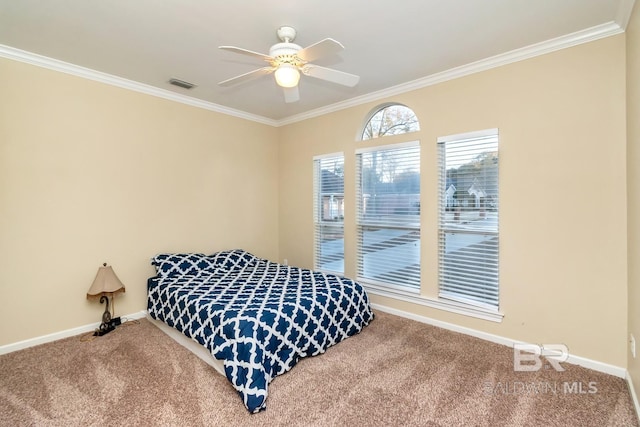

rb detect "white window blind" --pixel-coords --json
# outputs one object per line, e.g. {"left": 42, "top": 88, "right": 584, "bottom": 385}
{"left": 313, "top": 154, "right": 344, "bottom": 273}
{"left": 438, "top": 129, "right": 499, "bottom": 310}
{"left": 356, "top": 141, "right": 420, "bottom": 290}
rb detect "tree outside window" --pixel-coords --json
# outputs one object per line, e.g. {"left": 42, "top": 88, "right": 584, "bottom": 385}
{"left": 362, "top": 104, "right": 420, "bottom": 140}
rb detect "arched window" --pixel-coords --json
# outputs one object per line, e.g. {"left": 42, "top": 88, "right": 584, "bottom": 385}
{"left": 361, "top": 103, "right": 420, "bottom": 141}
{"left": 355, "top": 103, "right": 421, "bottom": 291}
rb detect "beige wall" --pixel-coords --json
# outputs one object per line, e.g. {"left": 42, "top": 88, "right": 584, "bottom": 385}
{"left": 0, "top": 58, "right": 280, "bottom": 346}
{"left": 627, "top": 1, "right": 640, "bottom": 398}
{"left": 279, "top": 35, "right": 628, "bottom": 367}
{"left": 0, "top": 29, "right": 632, "bottom": 372}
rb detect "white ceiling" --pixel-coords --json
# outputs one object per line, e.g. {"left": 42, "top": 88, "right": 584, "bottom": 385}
{"left": 0, "top": 0, "right": 634, "bottom": 125}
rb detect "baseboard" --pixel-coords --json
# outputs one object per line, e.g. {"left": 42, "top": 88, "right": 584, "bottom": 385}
{"left": 628, "top": 372, "right": 640, "bottom": 425}
{"left": 371, "top": 303, "right": 627, "bottom": 378}
{"left": 0, "top": 304, "right": 629, "bottom": 380}
{"left": 0, "top": 310, "right": 147, "bottom": 355}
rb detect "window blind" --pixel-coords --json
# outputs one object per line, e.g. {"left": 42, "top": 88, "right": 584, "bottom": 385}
{"left": 313, "top": 154, "right": 345, "bottom": 273}
{"left": 355, "top": 141, "right": 420, "bottom": 290}
{"left": 438, "top": 130, "right": 499, "bottom": 309}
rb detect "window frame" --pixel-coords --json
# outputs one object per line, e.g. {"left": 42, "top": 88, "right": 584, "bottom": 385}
{"left": 313, "top": 152, "right": 345, "bottom": 274}
{"left": 355, "top": 140, "right": 421, "bottom": 291}
{"left": 437, "top": 128, "right": 500, "bottom": 311}
{"left": 360, "top": 103, "right": 420, "bottom": 141}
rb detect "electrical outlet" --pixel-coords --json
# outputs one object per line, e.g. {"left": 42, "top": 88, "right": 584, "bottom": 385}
{"left": 283, "top": 258, "right": 288, "bottom": 265}
{"left": 631, "top": 334, "right": 636, "bottom": 359}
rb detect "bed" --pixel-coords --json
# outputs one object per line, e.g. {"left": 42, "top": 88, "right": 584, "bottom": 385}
{"left": 146, "top": 249, "right": 374, "bottom": 413}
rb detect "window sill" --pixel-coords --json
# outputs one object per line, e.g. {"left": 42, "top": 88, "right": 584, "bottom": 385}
{"left": 361, "top": 282, "right": 504, "bottom": 323}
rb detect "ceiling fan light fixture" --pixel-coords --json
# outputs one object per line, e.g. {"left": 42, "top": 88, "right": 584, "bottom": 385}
{"left": 274, "top": 64, "right": 300, "bottom": 88}
{"left": 218, "top": 26, "right": 360, "bottom": 100}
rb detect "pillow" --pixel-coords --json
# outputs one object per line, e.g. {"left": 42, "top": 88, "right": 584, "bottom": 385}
{"left": 208, "top": 249, "right": 258, "bottom": 271}
{"left": 151, "top": 253, "right": 220, "bottom": 277}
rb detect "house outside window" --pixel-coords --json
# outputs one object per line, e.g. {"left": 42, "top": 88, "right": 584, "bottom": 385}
{"left": 313, "top": 154, "right": 344, "bottom": 273}
{"left": 438, "top": 129, "right": 499, "bottom": 310}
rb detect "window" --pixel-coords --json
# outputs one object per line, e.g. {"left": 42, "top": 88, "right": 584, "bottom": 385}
{"left": 356, "top": 141, "right": 420, "bottom": 290}
{"left": 438, "top": 129, "right": 499, "bottom": 310}
{"left": 313, "top": 154, "right": 345, "bottom": 273}
{"left": 362, "top": 104, "right": 420, "bottom": 140}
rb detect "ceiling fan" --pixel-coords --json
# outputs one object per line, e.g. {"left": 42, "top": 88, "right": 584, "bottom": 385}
{"left": 218, "top": 26, "right": 360, "bottom": 103}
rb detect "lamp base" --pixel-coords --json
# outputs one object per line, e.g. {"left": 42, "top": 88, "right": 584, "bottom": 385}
{"left": 100, "top": 295, "right": 112, "bottom": 323}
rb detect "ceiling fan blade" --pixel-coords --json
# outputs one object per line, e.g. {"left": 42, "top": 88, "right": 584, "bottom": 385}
{"left": 297, "top": 38, "right": 344, "bottom": 62}
{"left": 218, "top": 67, "right": 274, "bottom": 87}
{"left": 303, "top": 64, "right": 360, "bottom": 87}
{"left": 219, "top": 46, "right": 273, "bottom": 62}
{"left": 283, "top": 86, "right": 300, "bottom": 103}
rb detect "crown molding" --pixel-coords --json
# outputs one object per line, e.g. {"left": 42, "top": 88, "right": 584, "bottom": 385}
{"left": 0, "top": 44, "right": 278, "bottom": 127}
{"left": 275, "top": 21, "right": 624, "bottom": 127}
{"left": 0, "top": 18, "right": 626, "bottom": 128}
{"left": 616, "top": 0, "right": 637, "bottom": 29}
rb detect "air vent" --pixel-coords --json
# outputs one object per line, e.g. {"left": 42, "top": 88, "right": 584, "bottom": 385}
{"left": 169, "top": 78, "right": 196, "bottom": 89}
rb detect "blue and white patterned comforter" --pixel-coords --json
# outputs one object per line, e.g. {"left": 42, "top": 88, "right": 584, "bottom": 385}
{"left": 147, "top": 250, "right": 374, "bottom": 413}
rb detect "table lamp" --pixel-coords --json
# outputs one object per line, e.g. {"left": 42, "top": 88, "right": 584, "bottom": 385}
{"left": 87, "top": 263, "right": 125, "bottom": 335}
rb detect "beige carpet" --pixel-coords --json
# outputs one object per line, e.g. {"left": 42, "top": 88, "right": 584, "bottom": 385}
{"left": 0, "top": 311, "right": 637, "bottom": 426}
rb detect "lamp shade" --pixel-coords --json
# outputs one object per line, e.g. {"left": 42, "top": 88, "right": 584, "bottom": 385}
{"left": 87, "top": 263, "right": 125, "bottom": 298}
{"left": 274, "top": 64, "right": 300, "bottom": 88}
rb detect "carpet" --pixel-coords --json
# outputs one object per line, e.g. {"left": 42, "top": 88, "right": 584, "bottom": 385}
{"left": 0, "top": 311, "right": 637, "bottom": 426}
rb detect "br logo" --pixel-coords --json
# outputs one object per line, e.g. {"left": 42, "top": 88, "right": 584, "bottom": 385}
{"left": 513, "top": 344, "right": 569, "bottom": 372}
